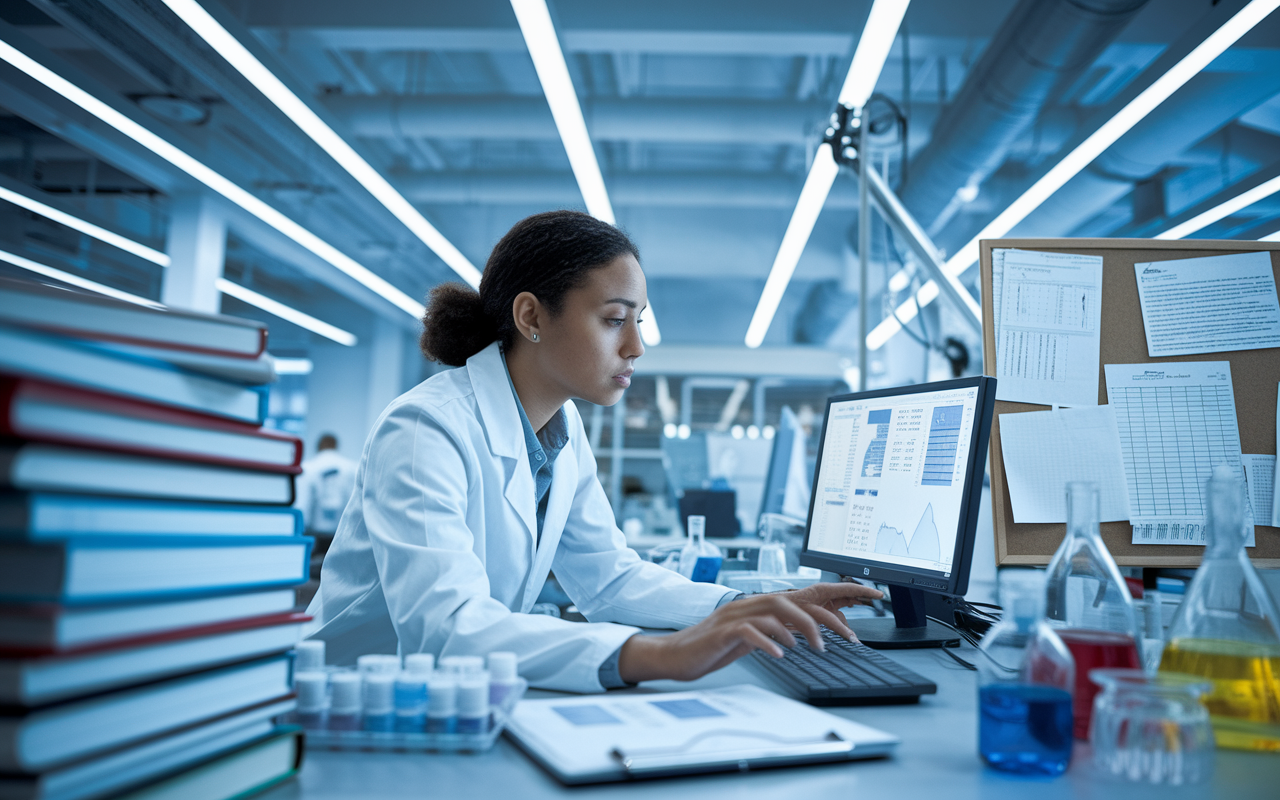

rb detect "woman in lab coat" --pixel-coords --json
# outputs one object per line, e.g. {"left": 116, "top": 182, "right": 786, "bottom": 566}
{"left": 306, "top": 211, "right": 881, "bottom": 691}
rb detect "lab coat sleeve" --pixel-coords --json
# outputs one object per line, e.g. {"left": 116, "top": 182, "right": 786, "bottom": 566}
{"left": 361, "top": 403, "right": 639, "bottom": 693}
{"left": 551, "top": 414, "right": 736, "bottom": 629}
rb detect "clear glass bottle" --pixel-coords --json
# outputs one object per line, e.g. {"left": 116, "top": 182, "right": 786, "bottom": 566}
{"left": 978, "top": 570, "right": 1075, "bottom": 776}
{"left": 1158, "top": 465, "right": 1280, "bottom": 752}
{"left": 678, "top": 515, "right": 723, "bottom": 582}
{"left": 1044, "top": 482, "right": 1143, "bottom": 740}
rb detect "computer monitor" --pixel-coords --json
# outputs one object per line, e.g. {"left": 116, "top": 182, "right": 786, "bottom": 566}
{"left": 759, "top": 406, "right": 811, "bottom": 521}
{"left": 799, "top": 376, "right": 997, "bottom": 649}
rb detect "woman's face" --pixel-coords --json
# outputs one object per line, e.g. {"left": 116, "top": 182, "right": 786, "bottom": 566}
{"left": 530, "top": 253, "right": 647, "bottom": 407}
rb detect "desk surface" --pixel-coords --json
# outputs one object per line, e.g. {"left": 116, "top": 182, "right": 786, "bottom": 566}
{"left": 259, "top": 644, "right": 1278, "bottom": 800}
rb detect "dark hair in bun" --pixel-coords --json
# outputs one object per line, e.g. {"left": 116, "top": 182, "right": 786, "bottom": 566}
{"left": 419, "top": 210, "right": 640, "bottom": 367}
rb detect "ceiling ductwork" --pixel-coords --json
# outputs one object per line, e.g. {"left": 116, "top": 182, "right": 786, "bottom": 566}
{"left": 899, "top": 0, "right": 1151, "bottom": 232}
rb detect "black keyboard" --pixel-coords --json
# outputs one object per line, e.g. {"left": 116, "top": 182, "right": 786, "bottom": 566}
{"left": 747, "top": 628, "right": 937, "bottom": 705}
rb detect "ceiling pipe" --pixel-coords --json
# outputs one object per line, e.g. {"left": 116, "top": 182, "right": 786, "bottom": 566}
{"left": 899, "top": 0, "right": 1150, "bottom": 230}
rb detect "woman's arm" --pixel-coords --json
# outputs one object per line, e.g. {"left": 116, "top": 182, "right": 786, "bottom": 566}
{"left": 617, "top": 582, "right": 883, "bottom": 683}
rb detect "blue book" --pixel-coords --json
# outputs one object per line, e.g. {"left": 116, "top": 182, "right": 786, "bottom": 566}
{"left": 0, "top": 535, "right": 313, "bottom": 604}
{"left": 0, "top": 493, "right": 303, "bottom": 540}
{"left": 0, "top": 325, "right": 267, "bottom": 425}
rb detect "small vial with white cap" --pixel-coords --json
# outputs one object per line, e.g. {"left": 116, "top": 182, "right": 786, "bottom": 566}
{"left": 293, "top": 671, "right": 329, "bottom": 731}
{"left": 438, "top": 655, "right": 485, "bottom": 675}
{"left": 294, "top": 640, "right": 326, "bottom": 673}
{"left": 356, "top": 654, "right": 400, "bottom": 674}
{"left": 404, "top": 653, "right": 435, "bottom": 675}
{"left": 362, "top": 673, "right": 396, "bottom": 733}
{"left": 456, "top": 672, "right": 490, "bottom": 734}
{"left": 394, "top": 671, "right": 428, "bottom": 733}
{"left": 487, "top": 652, "right": 519, "bottom": 707}
{"left": 425, "top": 673, "right": 458, "bottom": 734}
{"left": 328, "top": 672, "right": 362, "bottom": 731}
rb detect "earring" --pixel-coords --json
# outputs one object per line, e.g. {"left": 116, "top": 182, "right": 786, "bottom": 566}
{"left": 532, "top": 333, "right": 539, "bottom": 342}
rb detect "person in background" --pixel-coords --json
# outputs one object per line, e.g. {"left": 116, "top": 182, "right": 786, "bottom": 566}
{"left": 296, "top": 433, "right": 357, "bottom": 535}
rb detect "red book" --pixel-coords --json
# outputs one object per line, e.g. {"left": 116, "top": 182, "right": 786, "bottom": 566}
{"left": 0, "top": 378, "right": 301, "bottom": 473}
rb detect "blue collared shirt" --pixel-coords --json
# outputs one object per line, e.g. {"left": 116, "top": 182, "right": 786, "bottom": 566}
{"left": 502, "top": 354, "right": 568, "bottom": 544}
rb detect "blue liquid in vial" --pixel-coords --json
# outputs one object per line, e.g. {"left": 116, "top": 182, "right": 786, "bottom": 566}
{"left": 979, "top": 684, "right": 1073, "bottom": 776}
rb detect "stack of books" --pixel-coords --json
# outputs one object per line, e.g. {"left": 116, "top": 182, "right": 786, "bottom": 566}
{"left": 0, "top": 278, "right": 312, "bottom": 800}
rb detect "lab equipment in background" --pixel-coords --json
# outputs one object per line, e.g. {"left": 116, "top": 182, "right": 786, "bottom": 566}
{"left": 977, "top": 570, "right": 1074, "bottom": 777}
{"left": 1159, "top": 465, "right": 1280, "bottom": 752}
{"left": 676, "top": 515, "right": 723, "bottom": 583}
{"left": 439, "top": 655, "right": 485, "bottom": 674}
{"left": 706, "top": 433, "right": 772, "bottom": 533}
{"left": 457, "top": 673, "right": 490, "bottom": 734}
{"left": 1044, "top": 482, "right": 1143, "bottom": 741}
{"left": 404, "top": 653, "right": 435, "bottom": 674}
{"left": 677, "top": 489, "right": 737, "bottom": 539}
{"left": 1089, "top": 670, "right": 1215, "bottom": 785}
{"left": 759, "top": 512, "right": 807, "bottom": 573}
{"left": 759, "top": 406, "right": 812, "bottom": 522}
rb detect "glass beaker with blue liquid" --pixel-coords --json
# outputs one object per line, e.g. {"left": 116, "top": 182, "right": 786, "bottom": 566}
{"left": 978, "top": 570, "right": 1076, "bottom": 776}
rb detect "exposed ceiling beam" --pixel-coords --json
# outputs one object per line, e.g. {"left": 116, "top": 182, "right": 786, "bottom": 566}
{"left": 325, "top": 95, "right": 827, "bottom": 145}
{"left": 394, "top": 169, "right": 868, "bottom": 209}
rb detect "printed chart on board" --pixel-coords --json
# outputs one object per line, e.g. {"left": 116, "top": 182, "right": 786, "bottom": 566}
{"left": 807, "top": 385, "right": 979, "bottom": 575}
{"left": 1105, "top": 361, "right": 1254, "bottom": 546}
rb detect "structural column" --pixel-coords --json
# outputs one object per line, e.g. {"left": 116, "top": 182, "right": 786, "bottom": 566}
{"left": 162, "top": 192, "right": 225, "bottom": 312}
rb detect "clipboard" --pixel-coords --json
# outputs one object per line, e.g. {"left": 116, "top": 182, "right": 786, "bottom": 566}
{"left": 504, "top": 684, "right": 899, "bottom": 784}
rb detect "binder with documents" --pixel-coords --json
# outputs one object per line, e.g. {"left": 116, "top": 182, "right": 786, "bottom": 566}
{"left": 505, "top": 684, "right": 898, "bottom": 784}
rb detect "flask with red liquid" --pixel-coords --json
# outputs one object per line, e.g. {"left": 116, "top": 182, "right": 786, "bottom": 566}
{"left": 1044, "top": 482, "right": 1143, "bottom": 740}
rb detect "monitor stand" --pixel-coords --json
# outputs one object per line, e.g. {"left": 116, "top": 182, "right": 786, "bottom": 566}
{"left": 847, "top": 585, "right": 961, "bottom": 650}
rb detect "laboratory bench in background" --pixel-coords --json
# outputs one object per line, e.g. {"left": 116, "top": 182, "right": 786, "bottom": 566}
{"left": 255, "top": 644, "right": 1278, "bottom": 800}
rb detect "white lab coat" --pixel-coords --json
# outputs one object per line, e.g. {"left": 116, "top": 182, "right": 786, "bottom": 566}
{"left": 295, "top": 449, "right": 357, "bottom": 533}
{"left": 305, "top": 342, "right": 734, "bottom": 692}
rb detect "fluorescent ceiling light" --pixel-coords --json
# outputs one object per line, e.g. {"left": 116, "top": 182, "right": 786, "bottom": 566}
{"left": 837, "top": 0, "right": 911, "bottom": 108}
{"left": 217, "top": 277, "right": 357, "bottom": 346}
{"left": 272, "top": 356, "right": 313, "bottom": 375}
{"left": 510, "top": 0, "right": 614, "bottom": 226}
{"left": 943, "top": 0, "right": 1280, "bottom": 276}
{"left": 157, "top": 0, "right": 479, "bottom": 291}
{"left": 0, "top": 35, "right": 426, "bottom": 319}
{"left": 0, "top": 247, "right": 161, "bottom": 306}
{"left": 869, "top": 0, "right": 1280, "bottom": 353}
{"left": 745, "top": 0, "right": 911, "bottom": 348}
{"left": 0, "top": 184, "right": 170, "bottom": 267}
{"left": 745, "top": 144, "right": 841, "bottom": 348}
{"left": 510, "top": 0, "right": 663, "bottom": 347}
{"left": 1155, "top": 173, "right": 1280, "bottom": 239}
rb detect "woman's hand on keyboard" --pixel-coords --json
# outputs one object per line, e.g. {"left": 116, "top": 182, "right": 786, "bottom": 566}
{"left": 617, "top": 582, "right": 883, "bottom": 683}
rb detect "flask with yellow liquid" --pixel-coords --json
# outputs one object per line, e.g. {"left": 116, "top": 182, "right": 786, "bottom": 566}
{"left": 1159, "top": 465, "right": 1280, "bottom": 752}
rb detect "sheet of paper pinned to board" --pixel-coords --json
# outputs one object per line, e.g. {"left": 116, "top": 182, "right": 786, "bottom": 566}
{"left": 1242, "top": 454, "right": 1275, "bottom": 534}
{"left": 1105, "top": 361, "right": 1254, "bottom": 546}
{"left": 998, "top": 405, "right": 1130, "bottom": 524}
{"left": 1274, "top": 382, "right": 1280, "bottom": 527}
{"left": 992, "top": 248, "right": 1103, "bottom": 407}
{"left": 1134, "top": 250, "right": 1280, "bottom": 358}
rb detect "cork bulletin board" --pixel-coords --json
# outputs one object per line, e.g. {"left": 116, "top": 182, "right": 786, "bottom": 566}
{"left": 982, "top": 238, "right": 1280, "bottom": 568}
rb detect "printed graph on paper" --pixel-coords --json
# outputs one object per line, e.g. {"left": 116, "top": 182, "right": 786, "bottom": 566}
{"left": 1105, "top": 362, "right": 1252, "bottom": 545}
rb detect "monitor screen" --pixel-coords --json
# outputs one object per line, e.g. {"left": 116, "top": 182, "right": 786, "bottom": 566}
{"left": 801, "top": 377, "right": 994, "bottom": 594}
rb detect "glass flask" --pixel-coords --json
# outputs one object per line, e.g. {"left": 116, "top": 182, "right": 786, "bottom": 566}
{"left": 1089, "top": 669, "right": 1215, "bottom": 785}
{"left": 977, "top": 570, "right": 1075, "bottom": 776}
{"left": 1158, "top": 465, "right": 1280, "bottom": 752}
{"left": 677, "top": 515, "right": 723, "bottom": 582}
{"left": 1044, "top": 482, "right": 1143, "bottom": 740}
